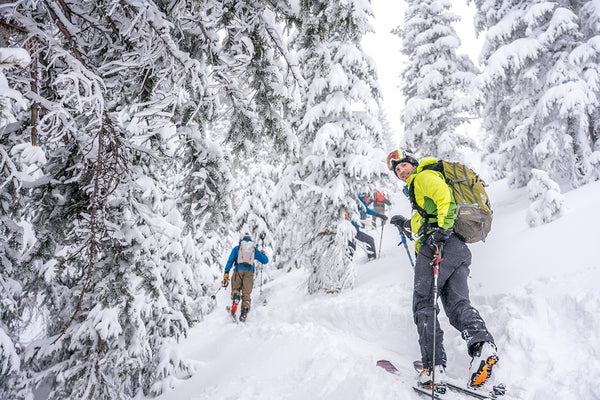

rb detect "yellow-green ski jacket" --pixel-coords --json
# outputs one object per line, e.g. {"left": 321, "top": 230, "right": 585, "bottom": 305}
{"left": 406, "top": 157, "right": 457, "bottom": 253}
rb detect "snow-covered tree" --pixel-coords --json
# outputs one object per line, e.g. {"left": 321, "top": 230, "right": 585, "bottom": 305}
{"left": 199, "top": 0, "right": 302, "bottom": 278}
{"left": 272, "top": 162, "right": 303, "bottom": 272}
{"left": 1, "top": 0, "right": 309, "bottom": 396}
{"left": 0, "top": 45, "right": 31, "bottom": 398}
{"left": 2, "top": 1, "right": 213, "bottom": 398}
{"left": 178, "top": 124, "right": 234, "bottom": 303}
{"left": 231, "top": 157, "right": 276, "bottom": 254}
{"left": 472, "top": 0, "right": 600, "bottom": 189}
{"left": 377, "top": 108, "right": 400, "bottom": 151}
{"left": 573, "top": 1, "right": 600, "bottom": 178}
{"left": 292, "top": 0, "right": 388, "bottom": 294}
{"left": 395, "top": 0, "right": 478, "bottom": 160}
{"left": 526, "top": 168, "right": 565, "bottom": 227}
{"left": 212, "top": 0, "right": 303, "bottom": 152}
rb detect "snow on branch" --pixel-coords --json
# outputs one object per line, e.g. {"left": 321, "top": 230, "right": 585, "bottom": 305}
{"left": 526, "top": 169, "right": 565, "bottom": 227}
{"left": 0, "top": 328, "right": 20, "bottom": 376}
{"left": 256, "top": 2, "right": 306, "bottom": 88}
{"left": 0, "top": 47, "right": 30, "bottom": 69}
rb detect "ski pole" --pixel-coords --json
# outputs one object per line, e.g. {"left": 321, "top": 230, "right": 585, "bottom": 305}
{"left": 395, "top": 225, "right": 415, "bottom": 268}
{"left": 260, "top": 264, "right": 263, "bottom": 295}
{"left": 210, "top": 286, "right": 222, "bottom": 300}
{"left": 430, "top": 243, "right": 444, "bottom": 399}
{"left": 377, "top": 220, "right": 385, "bottom": 258}
{"left": 258, "top": 235, "right": 265, "bottom": 295}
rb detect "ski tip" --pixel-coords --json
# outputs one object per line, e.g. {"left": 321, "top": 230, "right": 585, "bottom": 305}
{"left": 376, "top": 359, "right": 401, "bottom": 374}
{"left": 412, "top": 360, "right": 423, "bottom": 372}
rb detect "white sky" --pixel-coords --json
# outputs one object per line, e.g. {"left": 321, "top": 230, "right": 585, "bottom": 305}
{"left": 362, "top": 0, "right": 483, "bottom": 146}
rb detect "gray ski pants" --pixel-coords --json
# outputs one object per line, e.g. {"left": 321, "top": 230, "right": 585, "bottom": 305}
{"left": 413, "top": 234, "right": 494, "bottom": 369}
{"left": 349, "top": 224, "right": 376, "bottom": 258}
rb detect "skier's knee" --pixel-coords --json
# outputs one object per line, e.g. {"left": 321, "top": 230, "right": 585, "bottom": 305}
{"left": 414, "top": 306, "right": 432, "bottom": 325}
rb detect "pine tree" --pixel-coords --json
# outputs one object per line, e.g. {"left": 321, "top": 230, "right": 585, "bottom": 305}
{"left": 204, "top": 0, "right": 302, "bottom": 278}
{"left": 572, "top": 1, "right": 600, "bottom": 181}
{"left": 211, "top": 0, "right": 303, "bottom": 153}
{"left": 472, "top": 0, "right": 600, "bottom": 188}
{"left": 2, "top": 0, "right": 307, "bottom": 396}
{"left": 272, "top": 162, "right": 303, "bottom": 272}
{"left": 2, "top": 1, "right": 212, "bottom": 397}
{"left": 231, "top": 153, "right": 276, "bottom": 255}
{"left": 526, "top": 168, "right": 565, "bottom": 227}
{"left": 0, "top": 45, "right": 31, "bottom": 398}
{"left": 292, "top": 0, "right": 388, "bottom": 294}
{"left": 395, "top": 0, "right": 478, "bottom": 160}
{"left": 177, "top": 124, "right": 234, "bottom": 308}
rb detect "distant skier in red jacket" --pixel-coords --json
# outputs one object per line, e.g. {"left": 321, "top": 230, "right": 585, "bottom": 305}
{"left": 371, "top": 190, "right": 391, "bottom": 227}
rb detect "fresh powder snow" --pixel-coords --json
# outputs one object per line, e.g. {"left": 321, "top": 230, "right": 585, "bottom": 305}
{"left": 151, "top": 179, "right": 600, "bottom": 400}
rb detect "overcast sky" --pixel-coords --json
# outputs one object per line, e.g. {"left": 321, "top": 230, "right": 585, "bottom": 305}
{"left": 362, "top": 0, "right": 483, "bottom": 146}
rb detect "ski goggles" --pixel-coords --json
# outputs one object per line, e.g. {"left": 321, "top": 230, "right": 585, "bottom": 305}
{"left": 387, "top": 150, "right": 408, "bottom": 170}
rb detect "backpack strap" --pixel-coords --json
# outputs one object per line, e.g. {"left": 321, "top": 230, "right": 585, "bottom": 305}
{"left": 408, "top": 161, "right": 444, "bottom": 231}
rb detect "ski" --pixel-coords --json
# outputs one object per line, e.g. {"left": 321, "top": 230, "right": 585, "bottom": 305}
{"left": 413, "top": 385, "right": 444, "bottom": 400}
{"left": 448, "top": 382, "right": 506, "bottom": 399}
{"left": 413, "top": 360, "right": 505, "bottom": 399}
{"left": 225, "top": 306, "right": 238, "bottom": 323}
{"left": 446, "top": 383, "right": 494, "bottom": 400}
{"left": 376, "top": 360, "right": 443, "bottom": 400}
{"left": 376, "top": 359, "right": 400, "bottom": 375}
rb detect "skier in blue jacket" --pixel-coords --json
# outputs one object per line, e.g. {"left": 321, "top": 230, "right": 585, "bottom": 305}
{"left": 221, "top": 234, "right": 268, "bottom": 321}
{"left": 349, "top": 193, "right": 387, "bottom": 260}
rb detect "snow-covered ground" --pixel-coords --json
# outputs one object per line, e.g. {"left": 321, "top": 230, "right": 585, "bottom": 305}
{"left": 151, "top": 179, "right": 600, "bottom": 400}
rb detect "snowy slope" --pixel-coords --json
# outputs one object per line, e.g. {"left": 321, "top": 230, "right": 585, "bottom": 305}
{"left": 151, "top": 180, "right": 600, "bottom": 400}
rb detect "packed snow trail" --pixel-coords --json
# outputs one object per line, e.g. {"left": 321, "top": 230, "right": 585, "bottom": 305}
{"left": 153, "top": 180, "right": 600, "bottom": 400}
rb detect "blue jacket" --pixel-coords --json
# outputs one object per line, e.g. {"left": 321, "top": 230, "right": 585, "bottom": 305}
{"left": 353, "top": 193, "right": 378, "bottom": 227}
{"left": 224, "top": 238, "right": 269, "bottom": 273}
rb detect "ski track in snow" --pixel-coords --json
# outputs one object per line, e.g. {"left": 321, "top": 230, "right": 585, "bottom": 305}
{"left": 153, "top": 180, "right": 600, "bottom": 400}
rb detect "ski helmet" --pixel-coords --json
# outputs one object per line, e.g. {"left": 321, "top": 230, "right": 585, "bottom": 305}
{"left": 387, "top": 149, "right": 418, "bottom": 172}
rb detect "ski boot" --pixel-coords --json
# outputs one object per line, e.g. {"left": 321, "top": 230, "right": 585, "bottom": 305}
{"left": 418, "top": 364, "right": 447, "bottom": 394}
{"left": 239, "top": 307, "right": 249, "bottom": 322}
{"left": 230, "top": 293, "right": 240, "bottom": 315}
{"left": 469, "top": 342, "right": 499, "bottom": 387}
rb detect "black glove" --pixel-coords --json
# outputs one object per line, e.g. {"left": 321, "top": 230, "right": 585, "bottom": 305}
{"left": 426, "top": 227, "right": 452, "bottom": 250}
{"left": 376, "top": 213, "right": 387, "bottom": 222}
{"left": 391, "top": 215, "right": 413, "bottom": 240}
{"left": 390, "top": 215, "right": 408, "bottom": 227}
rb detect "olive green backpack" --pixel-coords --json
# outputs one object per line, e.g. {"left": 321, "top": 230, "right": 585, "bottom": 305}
{"left": 409, "top": 160, "right": 493, "bottom": 243}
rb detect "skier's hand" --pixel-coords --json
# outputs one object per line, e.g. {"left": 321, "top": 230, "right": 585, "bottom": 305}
{"left": 426, "top": 227, "right": 452, "bottom": 250}
{"left": 390, "top": 214, "right": 408, "bottom": 227}
{"left": 221, "top": 272, "right": 229, "bottom": 287}
{"left": 391, "top": 215, "right": 413, "bottom": 240}
{"left": 376, "top": 213, "right": 388, "bottom": 222}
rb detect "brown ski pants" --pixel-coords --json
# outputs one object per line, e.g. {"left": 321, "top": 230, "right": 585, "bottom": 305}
{"left": 231, "top": 269, "right": 254, "bottom": 312}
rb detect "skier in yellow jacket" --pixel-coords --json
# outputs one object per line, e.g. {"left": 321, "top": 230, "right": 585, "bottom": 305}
{"left": 386, "top": 150, "right": 499, "bottom": 392}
